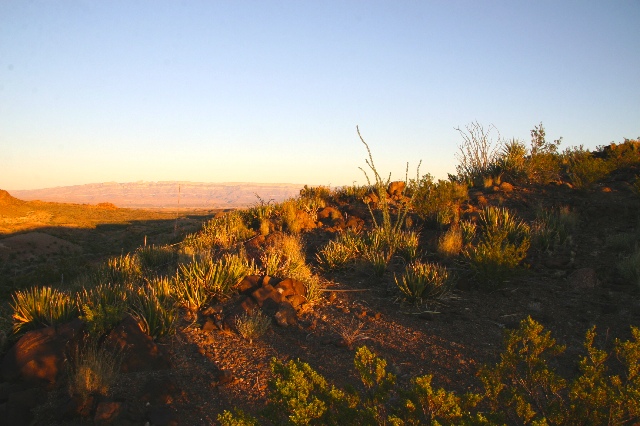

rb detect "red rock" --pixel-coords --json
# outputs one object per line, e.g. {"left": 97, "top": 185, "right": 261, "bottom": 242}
{"left": 235, "top": 275, "right": 261, "bottom": 293}
{"left": 251, "top": 284, "right": 284, "bottom": 307}
{"left": 287, "top": 294, "right": 307, "bottom": 309}
{"left": 1, "top": 318, "right": 84, "bottom": 384}
{"left": 387, "top": 181, "right": 406, "bottom": 197}
{"left": 274, "top": 302, "right": 297, "bottom": 327}
{"left": 94, "top": 399, "right": 124, "bottom": 424}
{"left": 103, "top": 315, "right": 170, "bottom": 373}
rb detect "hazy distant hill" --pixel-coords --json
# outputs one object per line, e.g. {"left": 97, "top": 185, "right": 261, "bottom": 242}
{"left": 9, "top": 181, "right": 304, "bottom": 209}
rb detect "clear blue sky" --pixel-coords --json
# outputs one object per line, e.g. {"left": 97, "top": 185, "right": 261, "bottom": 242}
{"left": 1, "top": 1, "right": 639, "bottom": 190}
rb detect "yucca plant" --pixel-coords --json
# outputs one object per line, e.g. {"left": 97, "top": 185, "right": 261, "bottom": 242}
{"left": 131, "top": 283, "right": 177, "bottom": 340}
{"left": 395, "top": 261, "right": 452, "bottom": 303}
{"left": 532, "top": 206, "right": 577, "bottom": 253}
{"left": 465, "top": 207, "right": 530, "bottom": 288}
{"left": 11, "top": 286, "right": 78, "bottom": 335}
{"left": 136, "top": 244, "right": 177, "bottom": 274}
{"left": 98, "top": 253, "right": 143, "bottom": 285}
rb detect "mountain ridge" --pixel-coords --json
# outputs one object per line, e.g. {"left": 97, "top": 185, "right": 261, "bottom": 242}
{"left": 8, "top": 181, "right": 305, "bottom": 209}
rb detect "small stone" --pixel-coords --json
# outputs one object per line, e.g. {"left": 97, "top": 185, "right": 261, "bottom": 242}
{"left": 202, "top": 319, "right": 217, "bottom": 332}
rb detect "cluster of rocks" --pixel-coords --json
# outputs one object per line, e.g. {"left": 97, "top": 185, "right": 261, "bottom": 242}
{"left": 0, "top": 315, "right": 174, "bottom": 425}
{"left": 201, "top": 275, "right": 310, "bottom": 332}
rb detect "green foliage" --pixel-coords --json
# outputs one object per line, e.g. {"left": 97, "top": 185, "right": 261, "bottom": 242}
{"left": 479, "top": 316, "right": 568, "bottom": 424}
{"left": 182, "top": 211, "right": 254, "bottom": 254}
{"left": 564, "top": 146, "right": 613, "bottom": 189}
{"left": 227, "top": 318, "right": 640, "bottom": 425}
{"left": 217, "top": 409, "right": 260, "bottom": 426}
{"left": 413, "top": 175, "right": 468, "bottom": 225}
{"left": 395, "top": 261, "right": 452, "bottom": 304}
{"left": 176, "top": 253, "right": 254, "bottom": 310}
{"left": 438, "top": 225, "right": 463, "bottom": 257}
{"left": 599, "top": 138, "right": 640, "bottom": 169}
{"left": 98, "top": 253, "right": 143, "bottom": 285}
{"left": 235, "top": 310, "right": 271, "bottom": 343}
{"left": 499, "top": 138, "right": 528, "bottom": 183}
{"left": 131, "top": 279, "right": 177, "bottom": 340}
{"left": 532, "top": 206, "right": 577, "bottom": 253}
{"left": 268, "top": 357, "right": 358, "bottom": 425}
{"left": 78, "top": 282, "right": 131, "bottom": 337}
{"left": 465, "top": 207, "right": 530, "bottom": 287}
{"left": 316, "top": 233, "right": 361, "bottom": 271}
{"left": 11, "top": 286, "right": 78, "bottom": 335}
{"left": 527, "top": 122, "right": 563, "bottom": 185}
{"left": 136, "top": 244, "right": 177, "bottom": 274}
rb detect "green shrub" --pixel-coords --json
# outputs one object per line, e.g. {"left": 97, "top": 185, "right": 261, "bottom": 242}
{"left": 316, "top": 236, "right": 360, "bottom": 271}
{"left": 465, "top": 207, "right": 530, "bottom": 287}
{"left": 131, "top": 281, "right": 177, "bottom": 340}
{"left": 395, "top": 261, "right": 452, "bottom": 304}
{"left": 460, "top": 219, "right": 477, "bottom": 246}
{"left": 526, "top": 122, "right": 563, "bottom": 185}
{"left": 235, "top": 310, "right": 271, "bottom": 343}
{"left": 413, "top": 175, "right": 468, "bottom": 224}
{"left": 564, "top": 146, "right": 612, "bottom": 189}
{"left": 98, "top": 253, "right": 143, "bottom": 285}
{"left": 78, "top": 282, "right": 131, "bottom": 337}
{"left": 499, "top": 138, "right": 528, "bottom": 183}
{"left": 532, "top": 206, "right": 577, "bottom": 253}
{"left": 11, "top": 286, "right": 78, "bottom": 335}
{"left": 136, "top": 244, "right": 177, "bottom": 274}
{"left": 182, "top": 211, "right": 254, "bottom": 254}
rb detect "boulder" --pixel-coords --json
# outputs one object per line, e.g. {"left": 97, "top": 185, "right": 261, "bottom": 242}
{"left": 1, "top": 318, "right": 84, "bottom": 384}
{"left": 274, "top": 302, "right": 298, "bottom": 327}
{"left": 103, "top": 315, "right": 170, "bottom": 373}
{"left": 387, "top": 181, "right": 406, "bottom": 198}
{"left": 317, "top": 207, "right": 343, "bottom": 226}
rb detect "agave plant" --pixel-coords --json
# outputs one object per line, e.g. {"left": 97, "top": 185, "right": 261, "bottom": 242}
{"left": 11, "top": 286, "right": 78, "bottom": 335}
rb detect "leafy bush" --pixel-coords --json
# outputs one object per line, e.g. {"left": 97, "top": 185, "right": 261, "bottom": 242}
{"left": 235, "top": 310, "right": 271, "bottom": 343}
{"left": 526, "top": 122, "right": 563, "bottom": 185}
{"left": 223, "top": 318, "right": 640, "bottom": 425}
{"left": 78, "top": 282, "right": 131, "bottom": 337}
{"left": 395, "top": 261, "right": 452, "bottom": 304}
{"left": 564, "top": 146, "right": 612, "bottom": 189}
{"left": 11, "top": 286, "right": 78, "bottom": 335}
{"left": 413, "top": 175, "right": 468, "bottom": 225}
{"left": 465, "top": 207, "right": 530, "bottom": 287}
{"left": 499, "top": 138, "right": 528, "bottom": 183}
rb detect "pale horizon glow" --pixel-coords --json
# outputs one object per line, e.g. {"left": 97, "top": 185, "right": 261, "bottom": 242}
{"left": 1, "top": 1, "right": 639, "bottom": 190}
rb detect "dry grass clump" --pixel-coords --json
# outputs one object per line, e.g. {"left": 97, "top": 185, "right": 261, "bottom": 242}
{"left": 438, "top": 225, "right": 463, "bottom": 257}
{"left": 68, "top": 340, "right": 122, "bottom": 401}
{"left": 235, "top": 310, "right": 271, "bottom": 343}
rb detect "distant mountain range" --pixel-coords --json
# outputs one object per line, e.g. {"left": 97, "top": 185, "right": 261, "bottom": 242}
{"left": 8, "top": 181, "right": 305, "bottom": 209}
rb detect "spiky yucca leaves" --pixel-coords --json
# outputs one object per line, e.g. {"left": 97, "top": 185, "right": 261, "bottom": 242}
{"left": 235, "top": 310, "right": 271, "bottom": 343}
{"left": 395, "top": 261, "right": 452, "bottom": 303}
{"left": 182, "top": 211, "right": 254, "bottom": 254}
{"left": 465, "top": 207, "right": 530, "bottom": 288}
{"left": 131, "top": 277, "right": 177, "bottom": 340}
{"left": 67, "top": 339, "right": 122, "bottom": 401}
{"left": 176, "top": 253, "right": 254, "bottom": 310}
{"left": 316, "top": 231, "right": 362, "bottom": 271}
{"left": 532, "top": 206, "right": 577, "bottom": 253}
{"left": 98, "top": 253, "right": 143, "bottom": 285}
{"left": 136, "top": 244, "right": 177, "bottom": 275}
{"left": 11, "top": 286, "right": 78, "bottom": 335}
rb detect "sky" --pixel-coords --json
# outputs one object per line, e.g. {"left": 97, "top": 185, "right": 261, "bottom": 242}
{"left": 1, "top": 1, "right": 639, "bottom": 190}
